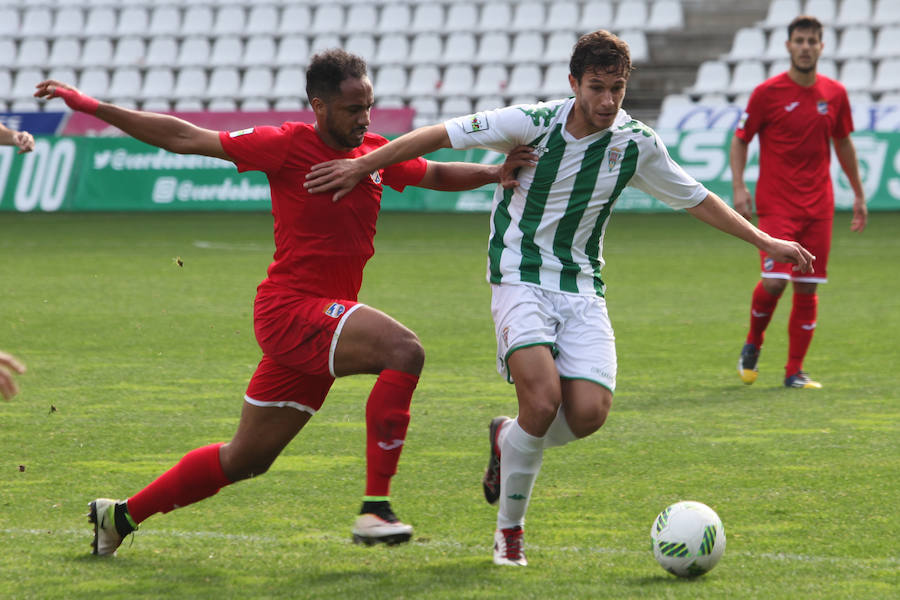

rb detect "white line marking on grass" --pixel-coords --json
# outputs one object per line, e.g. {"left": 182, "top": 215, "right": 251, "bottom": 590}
{"left": 1, "top": 528, "right": 276, "bottom": 543}
{"left": 193, "top": 240, "right": 272, "bottom": 252}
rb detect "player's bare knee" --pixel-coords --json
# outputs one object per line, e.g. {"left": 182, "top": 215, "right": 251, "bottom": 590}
{"left": 383, "top": 329, "right": 425, "bottom": 374}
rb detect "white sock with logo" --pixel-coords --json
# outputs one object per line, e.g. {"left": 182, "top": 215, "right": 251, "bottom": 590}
{"left": 542, "top": 404, "right": 577, "bottom": 449}
{"left": 497, "top": 419, "right": 544, "bottom": 530}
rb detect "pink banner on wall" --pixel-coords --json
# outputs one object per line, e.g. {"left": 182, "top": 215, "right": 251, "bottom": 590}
{"left": 62, "top": 108, "right": 415, "bottom": 137}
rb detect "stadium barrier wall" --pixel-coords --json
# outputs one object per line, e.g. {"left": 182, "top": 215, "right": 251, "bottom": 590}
{"left": 2, "top": 132, "right": 899, "bottom": 213}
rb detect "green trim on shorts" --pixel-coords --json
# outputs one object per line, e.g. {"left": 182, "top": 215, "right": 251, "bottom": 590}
{"left": 503, "top": 342, "right": 557, "bottom": 384}
{"left": 559, "top": 375, "right": 615, "bottom": 394}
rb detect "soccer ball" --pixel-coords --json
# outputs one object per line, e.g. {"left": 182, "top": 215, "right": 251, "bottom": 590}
{"left": 650, "top": 500, "right": 726, "bottom": 578}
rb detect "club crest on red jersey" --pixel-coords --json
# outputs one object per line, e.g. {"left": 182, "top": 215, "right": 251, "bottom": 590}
{"left": 369, "top": 170, "right": 382, "bottom": 184}
{"left": 324, "top": 302, "right": 346, "bottom": 318}
{"left": 763, "top": 257, "right": 775, "bottom": 271}
{"left": 816, "top": 100, "right": 828, "bottom": 115}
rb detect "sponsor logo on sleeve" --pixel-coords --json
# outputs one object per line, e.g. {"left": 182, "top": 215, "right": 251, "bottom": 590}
{"left": 324, "top": 302, "right": 346, "bottom": 318}
{"left": 370, "top": 170, "right": 382, "bottom": 184}
{"left": 738, "top": 111, "right": 749, "bottom": 129}
{"left": 229, "top": 127, "right": 255, "bottom": 138}
{"left": 462, "top": 113, "right": 489, "bottom": 133}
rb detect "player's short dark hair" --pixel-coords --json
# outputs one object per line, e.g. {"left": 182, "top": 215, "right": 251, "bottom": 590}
{"left": 570, "top": 30, "right": 633, "bottom": 82}
{"left": 788, "top": 15, "right": 823, "bottom": 40}
{"left": 305, "top": 49, "right": 369, "bottom": 103}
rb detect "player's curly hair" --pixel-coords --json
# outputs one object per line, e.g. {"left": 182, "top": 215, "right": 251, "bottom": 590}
{"left": 305, "top": 49, "right": 369, "bottom": 103}
{"left": 787, "top": 15, "right": 823, "bottom": 41}
{"left": 570, "top": 30, "right": 633, "bottom": 82}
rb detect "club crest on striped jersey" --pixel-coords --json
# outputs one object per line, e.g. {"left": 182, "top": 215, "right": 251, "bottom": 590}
{"left": 369, "top": 170, "right": 382, "bottom": 184}
{"left": 324, "top": 302, "right": 346, "bottom": 318}
{"left": 607, "top": 147, "right": 624, "bottom": 171}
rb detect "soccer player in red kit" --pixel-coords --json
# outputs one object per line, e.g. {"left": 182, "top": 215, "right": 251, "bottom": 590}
{"left": 731, "top": 15, "right": 867, "bottom": 389}
{"left": 35, "top": 50, "right": 525, "bottom": 555}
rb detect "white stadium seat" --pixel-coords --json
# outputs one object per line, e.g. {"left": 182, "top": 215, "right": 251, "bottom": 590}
{"left": 182, "top": 6, "right": 214, "bottom": 37}
{"left": 177, "top": 37, "right": 211, "bottom": 68}
{"left": 546, "top": 2, "right": 580, "bottom": 32}
{"left": 141, "top": 67, "right": 175, "bottom": 102}
{"left": 243, "top": 36, "right": 277, "bottom": 68}
{"left": 273, "top": 66, "right": 306, "bottom": 101}
{"left": 725, "top": 28, "right": 767, "bottom": 63}
{"left": 11, "top": 68, "right": 45, "bottom": 100}
{"left": 278, "top": 5, "right": 312, "bottom": 36}
{"left": 622, "top": 30, "right": 649, "bottom": 62}
{"left": 108, "top": 67, "right": 142, "bottom": 101}
{"left": 872, "top": 25, "right": 900, "bottom": 58}
{"left": 506, "top": 63, "right": 543, "bottom": 97}
{"left": 240, "top": 67, "right": 274, "bottom": 101}
{"left": 511, "top": 2, "right": 546, "bottom": 33}
{"left": 410, "top": 3, "right": 444, "bottom": 34}
{"left": 374, "top": 33, "right": 408, "bottom": 66}
{"left": 541, "top": 63, "right": 573, "bottom": 98}
{"left": 581, "top": 1, "right": 614, "bottom": 33}
{"left": 16, "top": 38, "right": 49, "bottom": 69}
{"left": 839, "top": 58, "right": 874, "bottom": 91}
{"left": 472, "top": 64, "right": 509, "bottom": 97}
{"left": 310, "top": 34, "right": 342, "bottom": 56}
{"left": 311, "top": 5, "right": 344, "bottom": 35}
{"left": 728, "top": 60, "right": 766, "bottom": 94}
{"left": 210, "top": 37, "right": 244, "bottom": 68}
{"left": 441, "top": 96, "right": 473, "bottom": 120}
{"left": 835, "top": 0, "right": 872, "bottom": 27}
{"left": 475, "top": 33, "right": 511, "bottom": 65}
{"left": 440, "top": 65, "right": 476, "bottom": 97}
{"left": 408, "top": 33, "right": 443, "bottom": 65}
{"left": 688, "top": 60, "right": 730, "bottom": 95}
{"left": 804, "top": 0, "right": 836, "bottom": 25}
{"left": 214, "top": 5, "right": 247, "bottom": 36}
{"left": 0, "top": 8, "right": 19, "bottom": 38}
{"left": 648, "top": 0, "right": 685, "bottom": 31}
{"left": 84, "top": 7, "right": 117, "bottom": 37}
{"left": 378, "top": 4, "right": 412, "bottom": 35}
{"left": 20, "top": 8, "right": 53, "bottom": 37}
{"left": 374, "top": 65, "right": 408, "bottom": 98}
{"left": 145, "top": 37, "right": 178, "bottom": 68}
{"left": 247, "top": 5, "right": 278, "bottom": 36}
{"left": 148, "top": 6, "right": 181, "bottom": 36}
{"left": 818, "top": 57, "right": 838, "bottom": 79}
{"left": 78, "top": 67, "right": 110, "bottom": 99}
{"left": 47, "top": 38, "right": 81, "bottom": 69}
{"left": 546, "top": 32, "right": 577, "bottom": 64}
{"left": 442, "top": 32, "right": 477, "bottom": 65}
{"left": 612, "top": 0, "right": 649, "bottom": 31}
{"left": 276, "top": 36, "right": 310, "bottom": 68}
{"left": 872, "top": 57, "right": 900, "bottom": 92}
{"left": 444, "top": 3, "right": 478, "bottom": 33}
{"left": 408, "top": 65, "right": 441, "bottom": 96}
{"left": 52, "top": 7, "right": 85, "bottom": 37}
{"left": 478, "top": 3, "right": 512, "bottom": 34}
{"left": 474, "top": 95, "right": 506, "bottom": 112}
{"left": 173, "top": 67, "right": 208, "bottom": 101}
{"left": 835, "top": 26, "right": 874, "bottom": 59}
{"left": 345, "top": 4, "right": 377, "bottom": 35}
{"left": 761, "top": 0, "right": 801, "bottom": 29}
{"left": 207, "top": 67, "right": 241, "bottom": 100}
{"left": 510, "top": 32, "right": 545, "bottom": 65}
{"left": 117, "top": 7, "right": 149, "bottom": 37}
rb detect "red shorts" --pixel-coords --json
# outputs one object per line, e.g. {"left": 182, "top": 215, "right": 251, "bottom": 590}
{"left": 244, "top": 286, "right": 363, "bottom": 413}
{"left": 757, "top": 214, "right": 831, "bottom": 283}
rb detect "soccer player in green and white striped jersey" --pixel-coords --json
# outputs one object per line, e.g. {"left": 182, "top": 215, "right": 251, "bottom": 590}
{"left": 306, "top": 30, "right": 815, "bottom": 567}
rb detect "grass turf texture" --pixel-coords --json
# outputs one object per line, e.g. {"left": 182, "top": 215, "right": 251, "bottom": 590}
{"left": 1, "top": 211, "right": 897, "bottom": 599}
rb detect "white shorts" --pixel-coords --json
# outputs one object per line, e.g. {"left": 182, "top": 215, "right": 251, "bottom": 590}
{"left": 490, "top": 283, "right": 617, "bottom": 392}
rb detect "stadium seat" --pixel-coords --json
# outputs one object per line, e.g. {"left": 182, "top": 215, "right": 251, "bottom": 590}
{"left": 622, "top": 30, "right": 649, "bottom": 63}
{"left": 872, "top": 25, "right": 900, "bottom": 58}
{"left": 478, "top": 3, "right": 512, "bottom": 34}
{"left": 612, "top": 1, "right": 648, "bottom": 31}
{"left": 872, "top": 57, "right": 900, "bottom": 92}
{"left": 410, "top": 3, "right": 444, "bottom": 34}
{"left": 276, "top": 36, "right": 310, "bottom": 68}
{"left": 108, "top": 67, "right": 142, "bottom": 101}
{"left": 141, "top": 67, "right": 175, "bottom": 102}
{"left": 20, "top": 7, "right": 53, "bottom": 37}
{"left": 141, "top": 98, "right": 172, "bottom": 113}
{"left": 506, "top": 63, "right": 543, "bottom": 97}
{"left": 52, "top": 7, "right": 85, "bottom": 37}
{"left": 510, "top": 32, "right": 545, "bottom": 65}
{"left": 11, "top": 67, "right": 44, "bottom": 101}
{"left": 511, "top": 2, "right": 546, "bottom": 33}
{"left": 835, "top": 26, "right": 873, "bottom": 59}
{"left": 240, "top": 67, "right": 274, "bottom": 101}
{"left": 207, "top": 67, "right": 241, "bottom": 100}
{"left": 145, "top": 37, "right": 178, "bottom": 68}
{"left": 688, "top": 60, "right": 730, "bottom": 95}
{"left": 476, "top": 33, "right": 511, "bottom": 65}
{"left": 698, "top": 92, "right": 729, "bottom": 106}
{"left": 839, "top": 58, "right": 874, "bottom": 91}
{"left": 872, "top": 0, "right": 900, "bottom": 25}
{"left": 376, "top": 96, "right": 406, "bottom": 109}
{"left": 243, "top": 36, "right": 276, "bottom": 68}
{"left": 374, "top": 33, "right": 408, "bottom": 66}
{"left": 764, "top": 29, "right": 788, "bottom": 61}
{"left": 378, "top": 4, "right": 412, "bottom": 35}
{"left": 344, "top": 34, "right": 375, "bottom": 63}
{"left": 581, "top": 2, "right": 614, "bottom": 33}
{"left": 545, "top": 2, "right": 580, "bottom": 32}
{"left": 173, "top": 67, "right": 207, "bottom": 102}
{"left": 214, "top": 5, "right": 247, "bottom": 36}
{"left": 847, "top": 90, "right": 874, "bottom": 105}
{"left": 442, "top": 32, "right": 477, "bottom": 65}
{"left": 273, "top": 98, "right": 305, "bottom": 111}
{"left": 728, "top": 60, "right": 766, "bottom": 94}
{"left": 656, "top": 93, "right": 695, "bottom": 129}
{"left": 472, "top": 64, "right": 508, "bottom": 97}
{"left": 439, "top": 65, "right": 475, "bottom": 97}
{"left": 147, "top": 6, "right": 180, "bottom": 36}
{"left": 210, "top": 37, "right": 244, "bottom": 68}
{"left": 410, "top": 97, "right": 440, "bottom": 128}
{"left": 835, "top": 0, "right": 872, "bottom": 27}
{"left": 441, "top": 96, "right": 473, "bottom": 119}
{"left": 273, "top": 66, "right": 306, "bottom": 101}
{"left": 10, "top": 98, "right": 43, "bottom": 113}
{"left": 0, "top": 39, "right": 15, "bottom": 71}
{"left": 84, "top": 7, "right": 117, "bottom": 37}
{"left": 724, "top": 27, "right": 767, "bottom": 63}
{"left": 821, "top": 27, "right": 837, "bottom": 58}
{"left": 804, "top": 0, "right": 836, "bottom": 25}
{"left": 47, "top": 38, "right": 81, "bottom": 69}
{"left": 241, "top": 97, "right": 272, "bottom": 112}
{"left": 818, "top": 57, "right": 838, "bottom": 79}
{"left": 474, "top": 95, "right": 506, "bottom": 112}
{"left": 310, "top": 34, "right": 342, "bottom": 56}
{"left": 174, "top": 98, "right": 205, "bottom": 112}
{"left": 408, "top": 33, "right": 443, "bottom": 66}
{"left": 761, "top": 0, "right": 801, "bottom": 29}
{"left": 373, "top": 65, "right": 407, "bottom": 98}
{"left": 209, "top": 98, "right": 239, "bottom": 112}
{"left": 16, "top": 38, "right": 49, "bottom": 69}
{"left": 444, "top": 3, "right": 478, "bottom": 33}
{"left": 541, "top": 62, "right": 573, "bottom": 97}
{"left": 767, "top": 58, "right": 790, "bottom": 77}
{"left": 111, "top": 37, "right": 145, "bottom": 68}
{"left": 345, "top": 4, "right": 377, "bottom": 35}
{"left": 0, "top": 8, "right": 19, "bottom": 38}
{"left": 408, "top": 65, "right": 441, "bottom": 96}
{"left": 182, "top": 6, "right": 214, "bottom": 36}
{"left": 177, "top": 37, "right": 212, "bottom": 68}
{"left": 278, "top": 5, "right": 312, "bottom": 36}
{"left": 77, "top": 67, "right": 110, "bottom": 99}
{"left": 546, "top": 32, "right": 577, "bottom": 64}
{"left": 311, "top": 5, "right": 344, "bottom": 35}
{"left": 247, "top": 5, "right": 279, "bottom": 36}
{"left": 647, "top": 0, "right": 685, "bottom": 31}
{"left": 46, "top": 67, "right": 77, "bottom": 90}
{"left": 117, "top": 7, "right": 149, "bottom": 37}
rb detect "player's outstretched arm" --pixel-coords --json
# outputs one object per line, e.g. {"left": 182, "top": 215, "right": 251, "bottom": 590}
{"left": 0, "top": 123, "right": 35, "bottom": 154}
{"left": 833, "top": 135, "right": 867, "bottom": 233}
{"left": 305, "top": 124, "right": 452, "bottom": 201}
{"left": 687, "top": 192, "right": 815, "bottom": 273}
{"left": 418, "top": 145, "right": 538, "bottom": 192}
{"left": 0, "top": 351, "right": 26, "bottom": 401}
{"left": 34, "top": 80, "right": 228, "bottom": 160}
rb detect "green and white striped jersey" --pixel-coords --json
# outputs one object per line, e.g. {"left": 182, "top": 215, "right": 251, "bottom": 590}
{"left": 444, "top": 98, "right": 708, "bottom": 296}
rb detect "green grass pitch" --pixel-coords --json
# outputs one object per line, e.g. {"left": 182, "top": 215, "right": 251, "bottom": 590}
{"left": 1, "top": 211, "right": 897, "bottom": 599}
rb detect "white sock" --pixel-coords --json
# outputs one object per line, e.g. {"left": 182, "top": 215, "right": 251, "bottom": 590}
{"left": 497, "top": 419, "right": 544, "bottom": 530}
{"left": 543, "top": 404, "right": 577, "bottom": 449}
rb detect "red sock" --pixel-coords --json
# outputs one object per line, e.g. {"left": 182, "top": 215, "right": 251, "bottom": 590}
{"left": 746, "top": 280, "right": 781, "bottom": 348}
{"left": 365, "top": 369, "right": 418, "bottom": 498}
{"left": 126, "top": 442, "right": 232, "bottom": 524}
{"left": 786, "top": 292, "right": 817, "bottom": 376}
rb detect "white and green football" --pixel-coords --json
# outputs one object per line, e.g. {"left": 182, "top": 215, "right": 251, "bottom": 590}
{"left": 650, "top": 500, "right": 726, "bottom": 578}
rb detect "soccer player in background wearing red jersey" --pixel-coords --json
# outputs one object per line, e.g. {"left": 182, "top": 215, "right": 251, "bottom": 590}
{"left": 35, "top": 49, "right": 527, "bottom": 556}
{"left": 731, "top": 15, "right": 867, "bottom": 389}
{"left": 0, "top": 122, "right": 35, "bottom": 153}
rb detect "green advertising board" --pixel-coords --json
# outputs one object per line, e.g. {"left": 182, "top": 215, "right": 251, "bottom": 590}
{"left": 2, "top": 133, "right": 899, "bottom": 212}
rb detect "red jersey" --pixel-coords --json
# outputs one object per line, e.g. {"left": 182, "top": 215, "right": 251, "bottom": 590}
{"left": 219, "top": 123, "right": 426, "bottom": 299}
{"left": 735, "top": 72, "right": 853, "bottom": 219}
